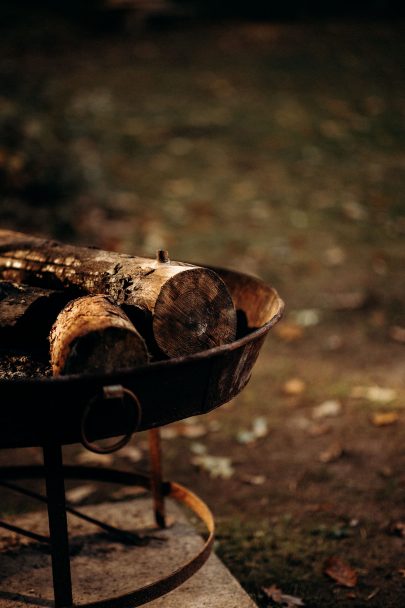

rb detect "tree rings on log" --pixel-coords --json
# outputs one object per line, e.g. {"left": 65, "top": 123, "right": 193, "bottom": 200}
{"left": 50, "top": 295, "right": 149, "bottom": 375}
{"left": 153, "top": 268, "right": 236, "bottom": 357}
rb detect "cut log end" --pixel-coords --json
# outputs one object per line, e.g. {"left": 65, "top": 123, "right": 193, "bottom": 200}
{"left": 60, "top": 326, "right": 148, "bottom": 375}
{"left": 153, "top": 268, "right": 237, "bottom": 358}
{"left": 50, "top": 295, "right": 149, "bottom": 375}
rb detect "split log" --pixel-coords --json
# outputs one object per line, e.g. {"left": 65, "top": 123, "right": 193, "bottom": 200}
{"left": 0, "top": 281, "right": 70, "bottom": 346}
{"left": 0, "top": 230, "right": 237, "bottom": 358}
{"left": 50, "top": 295, "right": 149, "bottom": 375}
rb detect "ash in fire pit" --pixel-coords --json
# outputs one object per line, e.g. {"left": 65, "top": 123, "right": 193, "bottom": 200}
{"left": 0, "top": 351, "right": 51, "bottom": 380}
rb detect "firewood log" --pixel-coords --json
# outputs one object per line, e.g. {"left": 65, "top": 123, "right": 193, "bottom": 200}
{"left": 0, "top": 229, "right": 237, "bottom": 358}
{"left": 0, "top": 281, "right": 70, "bottom": 346}
{"left": 50, "top": 295, "right": 149, "bottom": 375}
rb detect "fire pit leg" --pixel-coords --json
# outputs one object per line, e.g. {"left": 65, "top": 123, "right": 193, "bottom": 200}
{"left": 148, "top": 428, "right": 166, "bottom": 529}
{"left": 43, "top": 443, "right": 73, "bottom": 608}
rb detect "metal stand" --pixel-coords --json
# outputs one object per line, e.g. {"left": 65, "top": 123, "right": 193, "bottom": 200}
{"left": 149, "top": 428, "right": 166, "bottom": 529}
{"left": 0, "top": 427, "right": 215, "bottom": 608}
{"left": 43, "top": 442, "right": 73, "bottom": 608}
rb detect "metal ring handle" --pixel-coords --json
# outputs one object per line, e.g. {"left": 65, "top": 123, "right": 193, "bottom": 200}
{"left": 80, "top": 385, "right": 142, "bottom": 454}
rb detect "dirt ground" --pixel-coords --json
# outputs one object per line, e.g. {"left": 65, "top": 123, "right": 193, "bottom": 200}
{"left": 0, "top": 7, "right": 404, "bottom": 607}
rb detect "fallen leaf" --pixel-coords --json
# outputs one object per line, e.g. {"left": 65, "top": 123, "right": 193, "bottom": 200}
{"left": 75, "top": 451, "right": 114, "bottom": 466}
{"left": 324, "top": 334, "right": 344, "bottom": 351}
{"left": 341, "top": 199, "right": 367, "bottom": 221}
{"left": 305, "top": 502, "right": 334, "bottom": 513}
{"left": 189, "top": 441, "right": 207, "bottom": 455}
{"left": 366, "top": 588, "right": 380, "bottom": 600}
{"left": 292, "top": 309, "right": 321, "bottom": 327}
{"left": 312, "top": 400, "right": 342, "bottom": 419}
{"left": 207, "top": 419, "right": 222, "bottom": 432}
{"left": 161, "top": 421, "right": 207, "bottom": 439}
{"left": 236, "top": 417, "right": 268, "bottom": 444}
{"left": 308, "top": 422, "right": 332, "bottom": 436}
{"left": 274, "top": 323, "right": 304, "bottom": 342}
{"left": 350, "top": 385, "right": 397, "bottom": 403}
{"left": 379, "top": 465, "right": 393, "bottom": 478}
{"left": 319, "top": 441, "right": 344, "bottom": 463}
{"left": 252, "top": 417, "right": 268, "bottom": 438}
{"left": 387, "top": 521, "right": 405, "bottom": 537}
{"left": 389, "top": 325, "right": 405, "bottom": 344}
{"left": 328, "top": 290, "right": 370, "bottom": 311}
{"left": 324, "top": 246, "right": 346, "bottom": 266}
{"left": 160, "top": 426, "right": 179, "bottom": 439}
{"left": 369, "top": 309, "right": 386, "bottom": 327}
{"left": 282, "top": 378, "right": 306, "bottom": 396}
{"left": 65, "top": 484, "right": 96, "bottom": 505}
{"left": 290, "top": 415, "right": 312, "bottom": 431}
{"left": 119, "top": 445, "right": 143, "bottom": 463}
{"left": 110, "top": 486, "right": 148, "bottom": 501}
{"left": 240, "top": 474, "right": 266, "bottom": 486}
{"left": 262, "top": 584, "right": 305, "bottom": 607}
{"left": 324, "top": 556, "right": 358, "bottom": 587}
{"left": 371, "top": 412, "right": 400, "bottom": 427}
{"left": 397, "top": 568, "right": 405, "bottom": 577}
{"left": 181, "top": 422, "right": 207, "bottom": 438}
{"left": 191, "top": 455, "right": 234, "bottom": 479}
{"left": 236, "top": 430, "right": 256, "bottom": 444}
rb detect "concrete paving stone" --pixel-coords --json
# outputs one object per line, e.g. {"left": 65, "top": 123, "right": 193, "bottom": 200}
{"left": 0, "top": 497, "right": 257, "bottom": 607}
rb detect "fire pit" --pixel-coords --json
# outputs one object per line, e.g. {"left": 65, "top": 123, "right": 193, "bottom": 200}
{"left": 0, "top": 265, "right": 284, "bottom": 607}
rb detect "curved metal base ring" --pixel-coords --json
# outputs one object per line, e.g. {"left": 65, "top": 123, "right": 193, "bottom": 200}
{"left": 0, "top": 465, "right": 215, "bottom": 608}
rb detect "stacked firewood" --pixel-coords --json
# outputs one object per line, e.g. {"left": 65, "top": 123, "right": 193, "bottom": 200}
{"left": 0, "top": 230, "right": 237, "bottom": 376}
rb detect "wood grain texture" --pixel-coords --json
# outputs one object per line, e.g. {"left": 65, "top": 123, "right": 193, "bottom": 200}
{"left": 0, "top": 281, "right": 70, "bottom": 345}
{"left": 0, "top": 229, "right": 237, "bottom": 357}
{"left": 50, "top": 295, "right": 149, "bottom": 375}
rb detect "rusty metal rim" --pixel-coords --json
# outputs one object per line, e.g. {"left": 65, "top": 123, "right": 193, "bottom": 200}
{"left": 0, "top": 465, "right": 215, "bottom": 608}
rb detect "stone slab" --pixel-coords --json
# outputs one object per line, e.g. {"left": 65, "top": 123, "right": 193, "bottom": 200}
{"left": 0, "top": 495, "right": 256, "bottom": 608}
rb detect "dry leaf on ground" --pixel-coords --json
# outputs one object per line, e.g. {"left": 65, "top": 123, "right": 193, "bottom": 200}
{"left": 65, "top": 484, "right": 96, "bottom": 505}
{"left": 324, "top": 245, "right": 346, "bottom": 266}
{"left": 180, "top": 422, "right": 207, "bottom": 438}
{"left": 274, "top": 323, "right": 304, "bottom": 342}
{"left": 161, "top": 421, "right": 207, "bottom": 439}
{"left": 191, "top": 454, "right": 234, "bottom": 479}
{"left": 240, "top": 474, "right": 266, "bottom": 486}
{"left": 262, "top": 584, "right": 305, "bottom": 607}
{"left": 282, "top": 378, "right": 306, "bottom": 396}
{"left": 75, "top": 451, "right": 114, "bottom": 466}
{"left": 371, "top": 412, "right": 400, "bottom": 427}
{"left": 324, "top": 556, "right": 358, "bottom": 587}
{"left": 308, "top": 422, "right": 332, "bottom": 436}
{"left": 327, "top": 290, "right": 369, "bottom": 311}
{"left": 319, "top": 441, "right": 344, "bottom": 463}
{"left": 312, "top": 400, "right": 342, "bottom": 419}
{"left": 389, "top": 325, "right": 405, "bottom": 344}
{"left": 292, "top": 309, "right": 321, "bottom": 327}
{"left": 350, "top": 385, "right": 397, "bottom": 403}
{"left": 236, "top": 416, "right": 269, "bottom": 444}
{"left": 110, "top": 486, "right": 148, "bottom": 501}
{"left": 387, "top": 521, "right": 405, "bottom": 537}
{"left": 119, "top": 445, "right": 143, "bottom": 463}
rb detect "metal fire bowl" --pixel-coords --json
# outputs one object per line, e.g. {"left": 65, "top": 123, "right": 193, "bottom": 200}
{"left": 0, "top": 266, "right": 284, "bottom": 449}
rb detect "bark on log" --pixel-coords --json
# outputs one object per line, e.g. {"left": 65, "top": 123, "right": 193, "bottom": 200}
{"left": 50, "top": 295, "right": 149, "bottom": 375}
{"left": 0, "top": 281, "right": 70, "bottom": 345}
{"left": 0, "top": 229, "right": 237, "bottom": 358}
